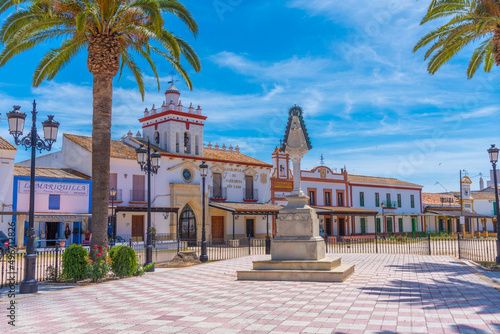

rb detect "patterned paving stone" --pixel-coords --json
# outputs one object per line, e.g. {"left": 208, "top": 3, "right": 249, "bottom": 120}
{"left": 1, "top": 254, "right": 500, "bottom": 333}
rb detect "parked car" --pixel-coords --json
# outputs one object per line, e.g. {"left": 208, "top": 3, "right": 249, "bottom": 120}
{"left": 0, "top": 231, "right": 9, "bottom": 258}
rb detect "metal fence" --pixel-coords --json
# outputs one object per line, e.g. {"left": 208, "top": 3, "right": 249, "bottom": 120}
{"left": 1, "top": 246, "right": 64, "bottom": 289}
{"left": 325, "top": 235, "right": 498, "bottom": 262}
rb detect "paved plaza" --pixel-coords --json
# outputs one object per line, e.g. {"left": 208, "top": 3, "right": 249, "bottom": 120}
{"left": 1, "top": 253, "right": 500, "bottom": 334}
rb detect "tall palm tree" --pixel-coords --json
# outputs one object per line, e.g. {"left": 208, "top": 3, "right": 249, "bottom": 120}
{"left": 414, "top": 0, "right": 500, "bottom": 78}
{"left": 0, "top": 0, "right": 200, "bottom": 249}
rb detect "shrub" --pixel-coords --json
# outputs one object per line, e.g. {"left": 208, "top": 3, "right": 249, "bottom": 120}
{"left": 134, "top": 262, "right": 156, "bottom": 276}
{"left": 62, "top": 244, "right": 88, "bottom": 282}
{"left": 87, "top": 245, "right": 111, "bottom": 282}
{"left": 109, "top": 245, "right": 138, "bottom": 278}
{"left": 45, "top": 265, "right": 61, "bottom": 282}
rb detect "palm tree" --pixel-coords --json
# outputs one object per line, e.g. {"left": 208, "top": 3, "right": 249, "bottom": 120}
{"left": 0, "top": 0, "right": 200, "bottom": 249}
{"left": 414, "top": 0, "right": 500, "bottom": 78}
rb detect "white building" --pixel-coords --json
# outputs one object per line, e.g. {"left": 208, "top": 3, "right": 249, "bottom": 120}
{"left": 24, "top": 84, "right": 275, "bottom": 242}
{"left": 270, "top": 147, "right": 423, "bottom": 237}
{"left": 0, "top": 137, "right": 16, "bottom": 233}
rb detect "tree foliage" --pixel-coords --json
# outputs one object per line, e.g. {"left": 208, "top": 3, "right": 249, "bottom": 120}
{"left": 414, "top": 0, "right": 500, "bottom": 78}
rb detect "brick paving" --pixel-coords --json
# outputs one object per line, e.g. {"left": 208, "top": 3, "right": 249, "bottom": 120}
{"left": 1, "top": 253, "right": 500, "bottom": 333}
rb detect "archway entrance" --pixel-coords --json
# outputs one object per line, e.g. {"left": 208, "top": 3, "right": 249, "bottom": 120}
{"left": 180, "top": 205, "right": 197, "bottom": 245}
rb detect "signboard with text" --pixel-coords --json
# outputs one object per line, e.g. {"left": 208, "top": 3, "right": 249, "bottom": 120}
{"left": 18, "top": 180, "right": 89, "bottom": 196}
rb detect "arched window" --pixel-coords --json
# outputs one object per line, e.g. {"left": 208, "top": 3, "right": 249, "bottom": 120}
{"left": 184, "top": 132, "right": 191, "bottom": 154}
{"left": 163, "top": 131, "right": 168, "bottom": 151}
{"left": 154, "top": 131, "right": 160, "bottom": 145}
{"left": 195, "top": 135, "right": 199, "bottom": 155}
{"left": 175, "top": 132, "right": 180, "bottom": 153}
{"left": 179, "top": 204, "right": 196, "bottom": 243}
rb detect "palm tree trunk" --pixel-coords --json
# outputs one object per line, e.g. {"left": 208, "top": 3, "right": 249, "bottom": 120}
{"left": 91, "top": 73, "right": 113, "bottom": 249}
{"left": 493, "top": 29, "right": 500, "bottom": 65}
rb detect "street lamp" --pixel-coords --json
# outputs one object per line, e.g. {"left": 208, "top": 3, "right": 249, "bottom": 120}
{"left": 7, "top": 101, "right": 59, "bottom": 294}
{"left": 136, "top": 140, "right": 160, "bottom": 271}
{"left": 381, "top": 203, "right": 386, "bottom": 239}
{"left": 488, "top": 144, "right": 500, "bottom": 264}
{"left": 110, "top": 188, "right": 117, "bottom": 246}
{"left": 199, "top": 161, "right": 208, "bottom": 263}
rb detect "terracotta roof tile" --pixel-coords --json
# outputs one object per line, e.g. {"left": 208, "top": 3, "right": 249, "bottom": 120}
{"left": 64, "top": 134, "right": 137, "bottom": 160}
{"left": 130, "top": 138, "right": 272, "bottom": 168}
{"left": 349, "top": 174, "right": 422, "bottom": 188}
{"left": 0, "top": 136, "right": 16, "bottom": 150}
{"left": 14, "top": 166, "right": 91, "bottom": 180}
{"left": 209, "top": 201, "right": 282, "bottom": 212}
{"left": 471, "top": 191, "right": 498, "bottom": 200}
{"left": 422, "top": 193, "right": 459, "bottom": 206}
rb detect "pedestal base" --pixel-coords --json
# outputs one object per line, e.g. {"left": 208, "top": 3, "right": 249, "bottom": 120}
{"left": 237, "top": 257, "right": 354, "bottom": 282}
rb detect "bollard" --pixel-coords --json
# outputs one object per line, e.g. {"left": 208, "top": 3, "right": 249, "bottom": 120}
{"left": 248, "top": 235, "right": 251, "bottom": 255}
{"left": 265, "top": 235, "right": 271, "bottom": 255}
{"left": 55, "top": 243, "right": 60, "bottom": 282}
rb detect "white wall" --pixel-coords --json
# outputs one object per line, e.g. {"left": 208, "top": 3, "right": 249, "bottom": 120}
{"left": 350, "top": 185, "right": 422, "bottom": 214}
{"left": 0, "top": 147, "right": 16, "bottom": 232}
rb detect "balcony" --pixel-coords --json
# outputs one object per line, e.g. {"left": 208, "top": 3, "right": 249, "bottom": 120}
{"left": 243, "top": 188, "right": 259, "bottom": 202}
{"left": 109, "top": 189, "right": 123, "bottom": 202}
{"left": 381, "top": 201, "right": 398, "bottom": 209}
{"left": 130, "top": 189, "right": 146, "bottom": 202}
{"left": 210, "top": 187, "right": 227, "bottom": 201}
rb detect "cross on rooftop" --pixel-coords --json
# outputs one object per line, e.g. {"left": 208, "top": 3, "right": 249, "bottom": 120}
{"left": 168, "top": 71, "right": 179, "bottom": 85}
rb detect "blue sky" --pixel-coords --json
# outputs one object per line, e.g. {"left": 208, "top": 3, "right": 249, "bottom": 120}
{"left": 0, "top": 0, "right": 498, "bottom": 192}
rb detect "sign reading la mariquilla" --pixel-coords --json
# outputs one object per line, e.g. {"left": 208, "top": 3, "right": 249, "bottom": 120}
{"left": 18, "top": 180, "right": 89, "bottom": 196}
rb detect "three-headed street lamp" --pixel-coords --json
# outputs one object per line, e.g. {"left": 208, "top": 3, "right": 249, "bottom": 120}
{"left": 487, "top": 144, "right": 500, "bottom": 264}
{"left": 7, "top": 101, "right": 59, "bottom": 294}
{"left": 199, "top": 161, "right": 208, "bottom": 263}
{"left": 136, "top": 140, "right": 161, "bottom": 272}
{"left": 381, "top": 202, "right": 386, "bottom": 239}
{"left": 110, "top": 188, "right": 117, "bottom": 246}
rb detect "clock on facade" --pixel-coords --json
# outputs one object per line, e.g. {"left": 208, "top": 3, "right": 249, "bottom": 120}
{"left": 182, "top": 169, "right": 192, "bottom": 182}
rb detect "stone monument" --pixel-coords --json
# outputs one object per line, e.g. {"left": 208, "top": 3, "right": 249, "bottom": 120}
{"left": 237, "top": 106, "right": 354, "bottom": 282}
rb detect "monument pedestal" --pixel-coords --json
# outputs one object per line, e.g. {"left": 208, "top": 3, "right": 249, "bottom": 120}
{"left": 237, "top": 196, "right": 354, "bottom": 282}
{"left": 237, "top": 257, "right": 354, "bottom": 282}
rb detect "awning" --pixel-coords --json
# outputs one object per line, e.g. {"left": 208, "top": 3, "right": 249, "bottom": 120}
{"left": 115, "top": 206, "right": 179, "bottom": 213}
{"left": 209, "top": 202, "right": 281, "bottom": 215}
{"left": 313, "top": 206, "right": 379, "bottom": 216}
{"left": 424, "top": 209, "right": 492, "bottom": 219}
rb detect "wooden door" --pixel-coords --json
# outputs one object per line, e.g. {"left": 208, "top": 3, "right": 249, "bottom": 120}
{"left": 325, "top": 217, "right": 332, "bottom": 236}
{"left": 246, "top": 219, "right": 255, "bottom": 238}
{"left": 132, "top": 215, "right": 144, "bottom": 241}
{"left": 338, "top": 218, "right": 345, "bottom": 236}
{"left": 211, "top": 217, "right": 224, "bottom": 240}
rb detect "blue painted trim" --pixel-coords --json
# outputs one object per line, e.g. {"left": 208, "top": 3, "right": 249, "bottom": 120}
{"left": 12, "top": 175, "right": 93, "bottom": 244}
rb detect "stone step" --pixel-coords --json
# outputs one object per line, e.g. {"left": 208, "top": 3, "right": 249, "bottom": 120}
{"left": 252, "top": 258, "right": 341, "bottom": 271}
{"left": 237, "top": 264, "right": 355, "bottom": 282}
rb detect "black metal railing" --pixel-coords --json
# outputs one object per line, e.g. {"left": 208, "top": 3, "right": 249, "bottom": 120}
{"left": 209, "top": 187, "right": 227, "bottom": 200}
{"left": 243, "top": 188, "right": 259, "bottom": 201}
{"left": 130, "top": 189, "right": 146, "bottom": 202}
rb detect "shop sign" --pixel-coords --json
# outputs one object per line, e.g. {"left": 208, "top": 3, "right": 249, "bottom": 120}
{"left": 18, "top": 180, "right": 89, "bottom": 196}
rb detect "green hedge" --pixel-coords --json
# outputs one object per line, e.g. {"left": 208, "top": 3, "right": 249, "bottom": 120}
{"left": 62, "top": 244, "right": 88, "bottom": 282}
{"left": 109, "top": 245, "right": 138, "bottom": 278}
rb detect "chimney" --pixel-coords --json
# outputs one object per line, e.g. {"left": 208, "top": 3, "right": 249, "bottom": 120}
{"left": 229, "top": 145, "right": 233, "bottom": 151}
{"left": 235, "top": 145, "right": 240, "bottom": 152}
{"left": 480, "top": 176, "right": 485, "bottom": 190}
{"left": 135, "top": 131, "right": 142, "bottom": 138}
{"left": 151, "top": 104, "right": 156, "bottom": 115}
{"left": 127, "top": 130, "right": 133, "bottom": 137}
{"left": 207, "top": 141, "right": 212, "bottom": 148}
{"left": 215, "top": 142, "right": 219, "bottom": 149}
{"left": 189, "top": 102, "right": 194, "bottom": 114}
{"left": 222, "top": 143, "right": 227, "bottom": 150}
{"left": 144, "top": 107, "right": 149, "bottom": 117}
{"left": 196, "top": 105, "right": 202, "bottom": 115}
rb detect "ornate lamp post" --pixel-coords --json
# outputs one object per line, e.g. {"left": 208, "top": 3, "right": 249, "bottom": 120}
{"left": 199, "top": 161, "right": 208, "bottom": 263}
{"left": 7, "top": 101, "right": 59, "bottom": 294}
{"left": 487, "top": 144, "right": 500, "bottom": 264}
{"left": 136, "top": 140, "right": 161, "bottom": 271}
{"left": 110, "top": 188, "right": 117, "bottom": 246}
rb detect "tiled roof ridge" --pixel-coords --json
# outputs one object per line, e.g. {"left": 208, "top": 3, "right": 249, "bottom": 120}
{"left": 0, "top": 136, "right": 17, "bottom": 150}
{"left": 349, "top": 174, "right": 422, "bottom": 187}
{"left": 14, "top": 165, "right": 91, "bottom": 180}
